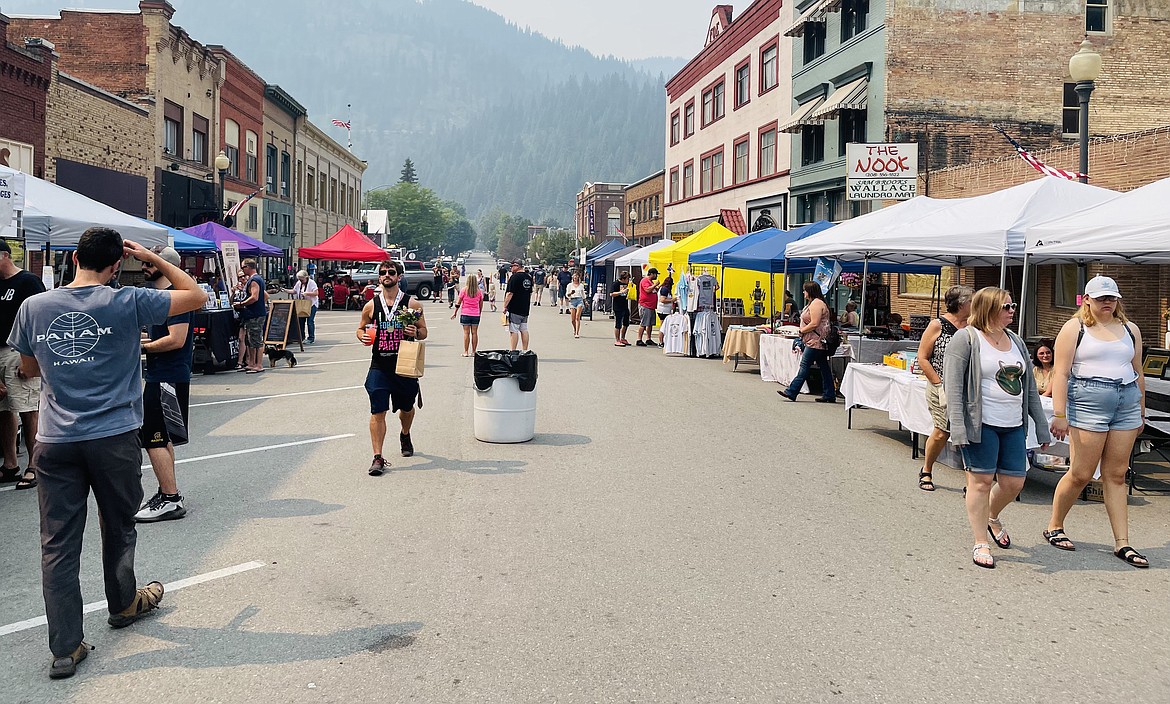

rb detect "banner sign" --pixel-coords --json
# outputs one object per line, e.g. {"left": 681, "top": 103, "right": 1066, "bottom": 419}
{"left": 221, "top": 240, "right": 242, "bottom": 284}
{"left": 813, "top": 258, "right": 842, "bottom": 294}
{"left": 0, "top": 170, "right": 26, "bottom": 238}
{"left": 587, "top": 204, "right": 595, "bottom": 235}
{"left": 846, "top": 143, "right": 918, "bottom": 201}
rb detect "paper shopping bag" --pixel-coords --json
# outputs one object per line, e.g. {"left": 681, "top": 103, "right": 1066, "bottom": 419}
{"left": 395, "top": 340, "right": 426, "bottom": 378}
{"left": 294, "top": 299, "right": 312, "bottom": 317}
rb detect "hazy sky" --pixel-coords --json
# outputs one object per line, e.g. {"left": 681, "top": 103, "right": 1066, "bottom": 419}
{"left": 469, "top": 0, "right": 722, "bottom": 59}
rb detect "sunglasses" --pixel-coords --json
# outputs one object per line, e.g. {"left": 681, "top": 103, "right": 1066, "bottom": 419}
{"left": 379, "top": 270, "right": 397, "bottom": 276}
{"left": 1001, "top": 302, "right": 1018, "bottom": 311}
{"left": 1094, "top": 295, "right": 1118, "bottom": 303}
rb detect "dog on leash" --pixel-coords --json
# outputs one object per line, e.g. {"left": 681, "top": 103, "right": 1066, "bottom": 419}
{"left": 265, "top": 346, "right": 298, "bottom": 368}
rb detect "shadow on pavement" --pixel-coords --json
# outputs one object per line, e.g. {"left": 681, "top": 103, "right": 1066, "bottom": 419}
{"left": 526, "top": 434, "right": 591, "bottom": 447}
{"left": 535, "top": 358, "right": 583, "bottom": 364}
{"left": 251, "top": 498, "right": 345, "bottom": 519}
{"left": 397, "top": 454, "right": 526, "bottom": 476}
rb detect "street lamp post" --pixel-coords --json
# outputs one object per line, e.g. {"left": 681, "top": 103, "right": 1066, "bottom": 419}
{"left": 628, "top": 207, "right": 637, "bottom": 245}
{"left": 1069, "top": 39, "right": 1103, "bottom": 184}
{"left": 214, "top": 150, "right": 231, "bottom": 224}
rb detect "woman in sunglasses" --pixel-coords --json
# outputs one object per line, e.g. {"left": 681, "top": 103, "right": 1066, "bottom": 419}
{"left": 944, "top": 287, "right": 1050, "bottom": 569}
{"left": 1044, "top": 276, "right": 1148, "bottom": 567}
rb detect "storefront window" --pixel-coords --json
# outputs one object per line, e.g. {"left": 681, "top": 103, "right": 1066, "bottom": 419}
{"left": 1054, "top": 264, "right": 1080, "bottom": 308}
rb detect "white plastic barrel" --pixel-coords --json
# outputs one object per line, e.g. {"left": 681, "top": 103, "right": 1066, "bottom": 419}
{"left": 473, "top": 377, "right": 537, "bottom": 443}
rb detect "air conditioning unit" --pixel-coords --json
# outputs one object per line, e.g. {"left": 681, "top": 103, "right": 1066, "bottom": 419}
{"left": 281, "top": 182, "right": 287, "bottom": 190}
{"left": 652, "top": 210, "right": 659, "bottom": 219}
{"left": 266, "top": 227, "right": 278, "bottom": 235}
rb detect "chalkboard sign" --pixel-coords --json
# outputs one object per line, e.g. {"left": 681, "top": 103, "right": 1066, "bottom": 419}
{"left": 264, "top": 300, "right": 303, "bottom": 350}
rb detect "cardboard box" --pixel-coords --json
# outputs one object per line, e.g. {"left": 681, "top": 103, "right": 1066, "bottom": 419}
{"left": 1081, "top": 479, "right": 1104, "bottom": 502}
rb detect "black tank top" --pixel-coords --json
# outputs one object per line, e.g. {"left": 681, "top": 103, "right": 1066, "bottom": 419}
{"left": 370, "top": 292, "right": 414, "bottom": 372}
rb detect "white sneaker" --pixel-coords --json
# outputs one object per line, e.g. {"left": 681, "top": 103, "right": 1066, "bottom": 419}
{"left": 135, "top": 491, "right": 187, "bottom": 522}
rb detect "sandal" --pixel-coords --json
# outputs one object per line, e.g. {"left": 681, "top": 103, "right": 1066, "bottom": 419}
{"left": 15, "top": 469, "right": 37, "bottom": 490}
{"left": 972, "top": 543, "right": 995, "bottom": 569}
{"left": 987, "top": 517, "right": 1011, "bottom": 548}
{"left": 49, "top": 641, "right": 93, "bottom": 679}
{"left": 0, "top": 465, "right": 20, "bottom": 483}
{"left": 1114, "top": 546, "right": 1149, "bottom": 568}
{"left": 1043, "top": 528, "right": 1076, "bottom": 551}
{"left": 918, "top": 470, "right": 935, "bottom": 492}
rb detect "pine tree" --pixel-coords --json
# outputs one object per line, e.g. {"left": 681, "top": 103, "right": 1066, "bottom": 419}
{"left": 400, "top": 158, "right": 418, "bottom": 184}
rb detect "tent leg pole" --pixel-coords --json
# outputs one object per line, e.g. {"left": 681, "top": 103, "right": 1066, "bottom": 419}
{"left": 857, "top": 256, "right": 870, "bottom": 364}
{"left": 999, "top": 254, "right": 1007, "bottom": 288}
{"left": 1017, "top": 254, "right": 1029, "bottom": 336}
{"left": 782, "top": 258, "right": 790, "bottom": 322}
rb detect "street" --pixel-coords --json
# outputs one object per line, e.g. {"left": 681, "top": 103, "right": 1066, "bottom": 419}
{"left": 0, "top": 253, "right": 1167, "bottom": 703}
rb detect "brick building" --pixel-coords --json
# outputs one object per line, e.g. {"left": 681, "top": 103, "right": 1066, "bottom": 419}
{"left": 262, "top": 84, "right": 305, "bottom": 274}
{"left": 664, "top": 1, "right": 793, "bottom": 238}
{"left": 624, "top": 171, "right": 665, "bottom": 247}
{"left": 575, "top": 182, "right": 626, "bottom": 244}
{"left": 294, "top": 118, "right": 366, "bottom": 259}
{"left": 209, "top": 46, "right": 265, "bottom": 238}
{"left": 0, "top": 14, "right": 51, "bottom": 178}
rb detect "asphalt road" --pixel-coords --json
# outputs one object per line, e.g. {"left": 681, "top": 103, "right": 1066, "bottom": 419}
{"left": 0, "top": 252, "right": 1167, "bottom": 702}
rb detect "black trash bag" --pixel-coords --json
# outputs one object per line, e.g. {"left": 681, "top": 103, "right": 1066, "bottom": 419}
{"left": 474, "top": 350, "right": 538, "bottom": 392}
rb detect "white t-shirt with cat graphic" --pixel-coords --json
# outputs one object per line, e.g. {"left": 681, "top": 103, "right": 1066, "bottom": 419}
{"left": 977, "top": 332, "right": 1027, "bottom": 427}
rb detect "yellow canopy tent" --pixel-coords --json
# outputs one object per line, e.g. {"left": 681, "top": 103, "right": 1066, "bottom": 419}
{"left": 648, "top": 222, "right": 737, "bottom": 281}
{"left": 713, "top": 265, "right": 781, "bottom": 318}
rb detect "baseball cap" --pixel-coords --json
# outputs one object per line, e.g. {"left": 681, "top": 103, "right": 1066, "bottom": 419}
{"left": 1084, "top": 275, "right": 1122, "bottom": 299}
{"left": 151, "top": 245, "right": 181, "bottom": 266}
{"left": 511, "top": 259, "right": 522, "bottom": 266}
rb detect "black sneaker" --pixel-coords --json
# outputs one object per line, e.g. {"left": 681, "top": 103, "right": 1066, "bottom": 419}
{"left": 635, "top": 340, "right": 646, "bottom": 347}
{"left": 368, "top": 455, "right": 387, "bottom": 476}
{"left": 644, "top": 340, "right": 658, "bottom": 347}
{"left": 400, "top": 433, "right": 414, "bottom": 457}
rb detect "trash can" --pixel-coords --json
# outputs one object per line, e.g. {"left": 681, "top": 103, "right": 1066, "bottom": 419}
{"left": 473, "top": 350, "right": 538, "bottom": 443}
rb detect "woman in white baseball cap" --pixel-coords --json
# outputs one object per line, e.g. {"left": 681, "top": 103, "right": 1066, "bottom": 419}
{"left": 1045, "top": 275, "right": 1148, "bottom": 567}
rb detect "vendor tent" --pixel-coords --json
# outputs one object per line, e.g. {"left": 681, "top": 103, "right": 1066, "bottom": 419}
{"left": 585, "top": 239, "right": 627, "bottom": 264}
{"left": 586, "top": 240, "right": 632, "bottom": 296}
{"left": 613, "top": 239, "right": 674, "bottom": 268}
{"left": 184, "top": 221, "right": 283, "bottom": 256}
{"left": 648, "top": 222, "right": 737, "bottom": 278}
{"left": 3, "top": 166, "right": 167, "bottom": 249}
{"left": 689, "top": 228, "right": 783, "bottom": 265}
{"left": 299, "top": 224, "right": 388, "bottom": 261}
{"left": 1026, "top": 176, "right": 1170, "bottom": 263}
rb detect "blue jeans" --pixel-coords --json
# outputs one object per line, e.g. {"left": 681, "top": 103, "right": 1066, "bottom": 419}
{"left": 785, "top": 345, "right": 835, "bottom": 400}
{"left": 299, "top": 305, "right": 317, "bottom": 342}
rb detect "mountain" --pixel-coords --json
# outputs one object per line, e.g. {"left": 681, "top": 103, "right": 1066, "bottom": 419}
{"left": 12, "top": 0, "right": 674, "bottom": 226}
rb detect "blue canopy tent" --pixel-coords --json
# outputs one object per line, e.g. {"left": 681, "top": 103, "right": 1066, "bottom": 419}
{"left": 50, "top": 218, "right": 215, "bottom": 252}
{"left": 585, "top": 239, "right": 628, "bottom": 304}
{"left": 689, "top": 227, "right": 783, "bottom": 265}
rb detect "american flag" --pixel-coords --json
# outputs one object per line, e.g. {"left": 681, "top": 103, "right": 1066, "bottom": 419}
{"left": 331, "top": 119, "right": 351, "bottom": 129}
{"left": 995, "top": 127, "right": 1086, "bottom": 181}
{"left": 226, "top": 189, "right": 261, "bottom": 218}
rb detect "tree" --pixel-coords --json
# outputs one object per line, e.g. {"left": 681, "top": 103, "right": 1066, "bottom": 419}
{"left": 527, "top": 228, "right": 580, "bottom": 266}
{"left": 443, "top": 216, "right": 477, "bottom": 255}
{"left": 400, "top": 158, "right": 418, "bottom": 184}
{"left": 383, "top": 182, "right": 449, "bottom": 251}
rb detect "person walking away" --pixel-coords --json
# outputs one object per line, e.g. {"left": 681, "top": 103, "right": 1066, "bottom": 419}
{"left": 533, "top": 267, "right": 546, "bottom": 306}
{"left": 610, "top": 271, "right": 631, "bottom": 346}
{"left": 635, "top": 268, "right": 659, "bottom": 347}
{"left": 446, "top": 268, "right": 458, "bottom": 308}
{"left": 451, "top": 273, "right": 484, "bottom": 356}
{"left": 565, "top": 271, "right": 587, "bottom": 338}
{"left": 943, "top": 287, "right": 1050, "bottom": 569}
{"left": 1031, "top": 338, "right": 1056, "bottom": 397}
{"left": 557, "top": 265, "right": 573, "bottom": 314}
{"left": 656, "top": 276, "right": 676, "bottom": 346}
{"left": 503, "top": 260, "right": 533, "bottom": 351}
{"left": 431, "top": 264, "right": 444, "bottom": 302}
{"left": 914, "top": 285, "right": 973, "bottom": 491}
{"left": 547, "top": 270, "right": 559, "bottom": 308}
{"left": 0, "top": 239, "right": 46, "bottom": 491}
{"left": 232, "top": 259, "right": 267, "bottom": 373}
{"left": 488, "top": 277, "right": 498, "bottom": 312}
{"left": 777, "top": 281, "right": 836, "bottom": 403}
{"left": 135, "top": 246, "right": 195, "bottom": 522}
{"left": 8, "top": 229, "right": 207, "bottom": 678}
{"left": 356, "top": 261, "right": 428, "bottom": 475}
{"left": 1045, "top": 276, "right": 1148, "bottom": 567}
{"left": 284, "top": 269, "right": 318, "bottom": 343}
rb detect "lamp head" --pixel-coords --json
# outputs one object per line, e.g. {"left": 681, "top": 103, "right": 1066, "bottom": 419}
{"left": 1069, "top": 39, "right": 1102, "bottom": 83}
{"left": 214, "top": 151, "right": 231, "bottom": 173}
{"left": 629, "top": 207, "right": 637, "bottom": 222}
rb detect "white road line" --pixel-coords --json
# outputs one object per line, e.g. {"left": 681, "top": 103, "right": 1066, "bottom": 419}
{"left": 191, "top": 385, "right": 363, "bottom": 407}
{"left": 285, "top": 359, "right": 366, "bottom": 368}
{"left": 0, "top": 561, "right": 266, "bottom": 637}
{"left": 146, "top": 434, "right": 354, "bottom": 469}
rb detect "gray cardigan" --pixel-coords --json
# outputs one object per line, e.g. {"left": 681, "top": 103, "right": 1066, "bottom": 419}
{"left": 943, "top": 327, "right": 1051, "bottom": 447}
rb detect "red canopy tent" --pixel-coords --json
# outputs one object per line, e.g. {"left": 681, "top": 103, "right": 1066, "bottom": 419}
{"left": 298, "top": 224, "right": 389, "bottom": 261}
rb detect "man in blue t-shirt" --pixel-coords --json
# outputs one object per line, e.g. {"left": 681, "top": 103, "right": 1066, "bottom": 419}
{"left": 232, "top": 258, "right": 266, "bottom": 373}
{"left": 135, "top": 246, "right": 194, "bottom": 523}
{"left": 8, "top": 228, "right": 207, "bottom": 679}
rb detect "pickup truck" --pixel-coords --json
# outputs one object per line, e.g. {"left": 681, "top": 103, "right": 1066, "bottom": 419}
{"left": 345, "top": 261, "right": 433, "bottom": 299}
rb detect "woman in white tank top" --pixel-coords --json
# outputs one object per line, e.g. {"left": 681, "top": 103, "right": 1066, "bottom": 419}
{"left": 1045, "top": 276, "right": 1148, "bottom": 568}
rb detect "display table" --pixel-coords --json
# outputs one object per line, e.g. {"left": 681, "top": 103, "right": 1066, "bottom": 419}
{"left": 722, "top": 327, "right": 762, "bottom": 370}
{"left": 847, "top": 335, "right": 918, "bottom": 364}
{"left": 192, "top": 308, "right": 239, "bottom": 374}
{"left": 760, "top": 334, "right": 853, "bottom": 393}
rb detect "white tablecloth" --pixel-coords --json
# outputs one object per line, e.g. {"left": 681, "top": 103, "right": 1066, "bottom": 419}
{"left": 759, "top": 334, "right": 806, "bottom": 391}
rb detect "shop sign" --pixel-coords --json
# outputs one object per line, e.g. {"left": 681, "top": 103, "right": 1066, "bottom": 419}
{"left": 0, "top": 169, "right": 27, "bottom": 238}
{"left": 846, "top": 143, "right": 918, "bottom": 201}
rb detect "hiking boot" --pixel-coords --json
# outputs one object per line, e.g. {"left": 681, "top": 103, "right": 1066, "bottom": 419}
{"left": 49, "top": 641, "right": 93, "bottom": 679}
{"left": 108, "top": 581, "right": 164, "bottom": 629}
{"left": 134, "top": 491, "right": 186, "bottom": 522}
{"left": 400, "top": 433, "right": 414, "bottom": 457}
{"left": 368, "top": 455, "right": 387, "bottom": 476}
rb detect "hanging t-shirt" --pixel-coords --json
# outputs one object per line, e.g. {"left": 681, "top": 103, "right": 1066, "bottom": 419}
{"left": 695, "top": 274, "right": 717, "bottom": 310}
{"left": 662, "top": 312, "right": 690, "bottom": 355}
{"left": 675, "top": 274, "right": 690, "bottom": 313}
{"left": 977, "top": 332, "right": 1026, "bottom": 427}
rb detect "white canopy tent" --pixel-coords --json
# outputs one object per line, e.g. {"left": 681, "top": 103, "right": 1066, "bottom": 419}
{"left": 613, "top": 238, "right": 674, "bottom": 268}
{"left": 1, "top": 166, "right": 167, "bottom": 249}
{"left": 1026, "top": 176, "right": 1170, "bottom": 264}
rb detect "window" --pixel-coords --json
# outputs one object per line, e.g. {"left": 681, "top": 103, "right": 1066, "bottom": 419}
{"left": 700, "top": 82, "right": 724, "bottom": 127}
{"left": 701, "top": 155, "right": 713, "bottom": 193}
{"left": 670, "top": 111, "right": 680, "bottom": 145}
{"left": 735, "top": 62, "right": 751, "bottom": 108}
{"left": 827, "top": 189, "right": 846, "bottom": 222}
{"left": 163, "top": 100, "right": 182, "bottom": 156}
{"left": 839, "top": 109, "right": 868, "bottom": 154}
{"left": 1055, "top": 264, "right": 1080, "bottom": 308}
{"left": 713, "top": 82, "right": 724, "bottom": 121}
{"left": 759, "top": 128, "right": 776, "bottom": 177}
{"left": 245, "top": 131, "right": 258, "bottom": 184}
{"left": 1063, "top": 83, "right": 1080, "bottom": 134}
{"left": 247, "top": 205, "right": 258, "bottom": 231}
{"left": 801, "top": 125, "right": 825, "bottom": 165}
{"left": 281, "top": 152, "right": 291, "bottom": 198}
{"left": 803, "top": 21, "right": 826, "bottom": 63}
{"left": 266, "top": 145, "right": 278, "bottom": 194}
{"left": 191, "top": 114, "right": 208, "bottom": 165}
{"left": 841, "top": 0, "right": 869, "bottom": 42}
{"left": 761, "top": 43, "right": 778, "bottom": 93}
{"left": 734, "top": 138, "right": 749, "bottom": 184}
{"left": 1086, "top": 0, "right": 1108, "bottom": 33}
{"left": 224, "top": 119, "right": 240, "bottom": 178}
{"left": 670, "top": 168, "right": 679, "bottom": 202}
{"left": 682, "top": 162, "right": 694, "bottom": 198}
{"left": 796, "top": 192, "right": 827, "bottom": 224}
{"left": 330, "top": 177, "right": 338, "bottom": 212}
{"left": 684, "top": 101, "right": 695, "bottom": 137}
{"left": 711, "top": 151, "right": 723, "bottom": 191}
{"left": 319, "top": 173, "right": 327, "bottom": 210}
{"left": 306, "top": 166, "right": 315, "bottom": 206}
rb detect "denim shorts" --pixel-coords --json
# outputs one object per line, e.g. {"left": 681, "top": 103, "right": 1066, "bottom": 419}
{"left": 1067, "top": 376, "right": 1143, "bottom": 432}
{"left": 459, "top": 315, "right": 480, "bottom": 326}
{"left": 569, "top": 297, "right": 584, "bottom": 310}
{"left": 961, "top": 424, "right": 1028, "bottom": 476}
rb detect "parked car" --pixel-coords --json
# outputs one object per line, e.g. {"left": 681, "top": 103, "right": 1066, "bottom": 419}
{"left": 344, "top": 260, "right": 432, "bottom": 299}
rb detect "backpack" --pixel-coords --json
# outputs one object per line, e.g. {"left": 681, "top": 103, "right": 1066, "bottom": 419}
{"left": 823, "top": 324, "right": 842, "bottom": 356}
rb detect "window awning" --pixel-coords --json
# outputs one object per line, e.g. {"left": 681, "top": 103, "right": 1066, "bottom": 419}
{"left": 808, "top": 76, "right": 868, "bottom": 121}
{"left": 784, "top": 0, "right": 831, "bottom": 37}
{"left": 779, "top": 95, "right": 826, "bottom": 134}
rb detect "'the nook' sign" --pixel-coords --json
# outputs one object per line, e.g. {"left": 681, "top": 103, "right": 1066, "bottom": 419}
{"left": 845, "top": 143, "right": 919, "bottom": 201}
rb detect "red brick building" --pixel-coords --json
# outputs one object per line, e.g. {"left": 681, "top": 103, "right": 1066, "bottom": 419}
{"left": 0, "top": 13, "right": 52, "bottom": 178}
{"left": 208, "top": 46, "right": 266, "bottom": 235}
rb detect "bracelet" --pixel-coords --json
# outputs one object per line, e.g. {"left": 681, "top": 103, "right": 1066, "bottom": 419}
{"left": 1053, "top": 413, "right": 1066, "bottom": 419}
